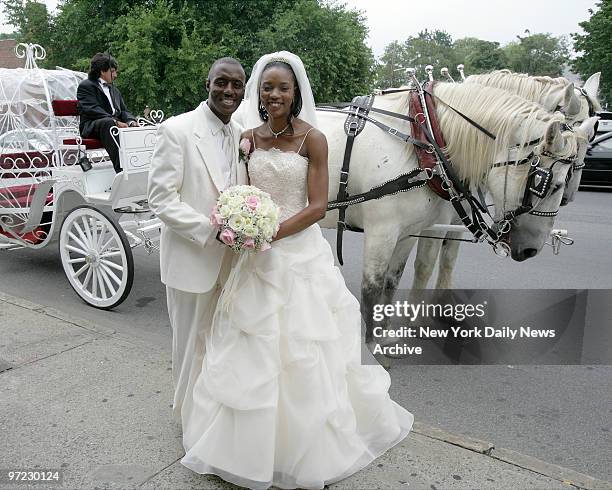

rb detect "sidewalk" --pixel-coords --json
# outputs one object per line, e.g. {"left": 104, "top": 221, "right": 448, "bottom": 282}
{"left": 0, "top": 292, "right": 609, "bottom": 490}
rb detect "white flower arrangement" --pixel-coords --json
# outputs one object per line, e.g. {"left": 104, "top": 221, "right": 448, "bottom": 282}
{"left": 211, "top": 185, "right": 280, "bottom": 253}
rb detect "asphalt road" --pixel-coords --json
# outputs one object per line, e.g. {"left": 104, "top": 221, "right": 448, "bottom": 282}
{"left": 1, "top": 189, "right": 611, "bottom": 481}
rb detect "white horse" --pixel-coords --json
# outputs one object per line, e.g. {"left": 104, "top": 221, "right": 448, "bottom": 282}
{"left": 412, "top": 71, "right": 601, "bottom": 290}
{"left": 316, "top": 82, "right": 578, "bottom": 345}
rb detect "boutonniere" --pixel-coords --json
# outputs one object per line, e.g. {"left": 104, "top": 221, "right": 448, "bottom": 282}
{"left": 239, "top": 138, "right": 252, "bottom": 163}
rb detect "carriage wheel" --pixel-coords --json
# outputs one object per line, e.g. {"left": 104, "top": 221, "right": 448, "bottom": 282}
{"left": 59, "top": 205, "right": 134, "bottom": 309}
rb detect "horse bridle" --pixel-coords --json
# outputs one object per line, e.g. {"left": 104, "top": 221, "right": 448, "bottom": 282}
{"left": 491, "top": 142, "right": 577, "bottom": 228}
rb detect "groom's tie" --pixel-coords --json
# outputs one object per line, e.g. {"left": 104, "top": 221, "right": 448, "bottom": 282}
{"left": 221, "top": 125, "right": 234, "bottom": 185}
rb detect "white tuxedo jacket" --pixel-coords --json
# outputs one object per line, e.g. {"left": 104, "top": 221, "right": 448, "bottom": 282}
{"left": 148, "top": 102, "right": 246, "bottom": 293}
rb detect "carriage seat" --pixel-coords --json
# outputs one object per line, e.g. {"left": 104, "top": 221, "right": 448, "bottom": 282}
{"left": 51, "top": 100, "right": 104, "bottom": 149}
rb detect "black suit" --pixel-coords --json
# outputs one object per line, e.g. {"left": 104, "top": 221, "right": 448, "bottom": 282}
{"left": 77, "top": 77, "right": 136, "bottom": 172}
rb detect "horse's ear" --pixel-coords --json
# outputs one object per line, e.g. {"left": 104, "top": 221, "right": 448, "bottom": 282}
{"left": 561, "top": 83, "right": 581, "bottom": 117}
{"left": 578, "top": 115, "right": 599, "bottom": 140}
{"left": 544, "top": 120, "right": 564, "bottom": 154}
{"left": 583, "top": 72, "right": 601, "bottom": 98}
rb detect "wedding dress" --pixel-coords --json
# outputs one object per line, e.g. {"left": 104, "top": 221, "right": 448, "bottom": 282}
{"left": 181, "top": 145, "right": 413, "bottom": 489}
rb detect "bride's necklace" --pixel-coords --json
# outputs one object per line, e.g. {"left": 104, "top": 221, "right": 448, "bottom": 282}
{"left": 268, "top": 119, "right": 291, "bottom": 138}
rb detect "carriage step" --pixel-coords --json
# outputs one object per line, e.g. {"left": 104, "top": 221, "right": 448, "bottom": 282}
{"left": 0, "top": 241, "right": 25, "bottom": 250}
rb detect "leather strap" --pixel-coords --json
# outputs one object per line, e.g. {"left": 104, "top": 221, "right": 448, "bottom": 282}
{"left": 335, "top": 95, "right": 374, "bottom": 265}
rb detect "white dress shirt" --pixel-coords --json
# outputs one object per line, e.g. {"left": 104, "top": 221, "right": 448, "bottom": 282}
{"left": 98, "top": 78, "right": 115, "bottom": 114}
{"left": 201, "top": 101, "right": 233, "bottom": 188}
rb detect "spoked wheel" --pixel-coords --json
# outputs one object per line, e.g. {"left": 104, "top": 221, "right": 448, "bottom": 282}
{"left": 59, "top": 205, "right": 134, "bottom": 309}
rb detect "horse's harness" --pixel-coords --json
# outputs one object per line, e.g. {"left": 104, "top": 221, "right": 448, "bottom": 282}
{"left": 318, "top": 80, "right": 577, "bottom": 264}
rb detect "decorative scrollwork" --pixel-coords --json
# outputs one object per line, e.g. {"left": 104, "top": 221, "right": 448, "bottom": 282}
{"left": 110, "top": 125, "right": 120, "bottom": 148}
{"left": 137, "top": 109, "right": 165, "bottom": 127}
{"left": 14, "top": 43, "right": 46, "bottom": 69}
{"left": 143, "top": 132, "right": 157, "bottom": 148}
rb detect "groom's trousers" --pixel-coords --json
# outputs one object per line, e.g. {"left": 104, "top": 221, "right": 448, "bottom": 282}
{"left": 165, "top": 252, "right": 233, "bottom": 426}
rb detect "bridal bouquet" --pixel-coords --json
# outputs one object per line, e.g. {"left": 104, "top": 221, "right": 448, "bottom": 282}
{"left": 211, "top": 185, "right": 280, "bottom": 253}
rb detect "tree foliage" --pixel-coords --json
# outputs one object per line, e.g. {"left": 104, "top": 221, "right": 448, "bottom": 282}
{"left": 256, "top": 1, "right": 374, "bottom": 102}
{"left": 572, "top": 0, "right": 611, "bottom": 106}
{"left": 375, "top": 30, "right": 570, "bottom": 89}
{"left": 375, "top": 30, "right": 459, "bottom": 87}
{"left": 2, "top": 0, "right": 374, "bottom": 115}
{"left": 453, "top": 37, "right": 507, "bottom": 74}
{"left": 502, "top": 32, "right": 570, "bottom": 76}
{"left": 1, "top": 0, "right": 52, "bottom": 61}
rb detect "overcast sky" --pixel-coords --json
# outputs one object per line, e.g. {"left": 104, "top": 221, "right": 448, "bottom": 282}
{"left": 1, "top": 0, "right": 601, "bottom": 58}
{"left": 346, "top": 0, "right": 599, "bottom": 56}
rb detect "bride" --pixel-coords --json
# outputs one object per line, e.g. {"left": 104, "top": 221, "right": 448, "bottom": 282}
{"left": 180, "top": 51, "right": 413, "bottom": 490}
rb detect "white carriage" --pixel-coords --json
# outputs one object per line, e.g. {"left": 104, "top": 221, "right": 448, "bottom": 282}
{"left": 0, "top": 43, "right": 162, "bottom": 309}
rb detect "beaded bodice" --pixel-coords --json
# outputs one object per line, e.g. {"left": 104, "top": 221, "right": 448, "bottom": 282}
{"left": 248, "top": 148, "right": 309, "bottom": 220}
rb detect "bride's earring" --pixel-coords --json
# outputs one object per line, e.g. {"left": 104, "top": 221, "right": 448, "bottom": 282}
{"left": 258, "top": 102, "right": 269, "bottom": 121}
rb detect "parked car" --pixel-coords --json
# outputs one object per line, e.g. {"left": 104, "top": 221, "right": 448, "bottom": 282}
{"left": 580, "top": 131, "right": 612, "bottom": 189}
{"left": 596, "top": 111, "right": 612, "bottom": 134}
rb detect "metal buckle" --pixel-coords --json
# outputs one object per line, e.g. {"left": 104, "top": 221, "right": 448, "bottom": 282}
{"left": 388, "top": 128, "right": 398, "bottom": 136}
{"left": 423, "top": 167, "right": 435, "bottom": 180}
{"left": 493, "top": 241, "right": 510, "bottom": 257}
{"left": 415, "top": 112, "right": 426, "bottom": 125}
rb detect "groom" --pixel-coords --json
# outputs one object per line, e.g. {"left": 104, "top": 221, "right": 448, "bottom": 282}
{"left": 148, "top": 57, "right": 247, "bottom": 424}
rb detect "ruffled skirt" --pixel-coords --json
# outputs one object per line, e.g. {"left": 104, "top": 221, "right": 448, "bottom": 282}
{"left": 181, "top": 224, "right": 413, "bottom": 489}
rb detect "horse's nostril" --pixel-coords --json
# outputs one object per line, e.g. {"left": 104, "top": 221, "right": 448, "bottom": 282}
{"left": 560, "top": 197, "right": 568, "bottom": 206}
{"left": 524, "top": 248, "right": 538, "bottom": 259}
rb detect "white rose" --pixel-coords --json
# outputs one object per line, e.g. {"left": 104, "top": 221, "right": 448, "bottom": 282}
{"left": 242, "top": 224, "right": 258, "bottom": 237}
{"left": 229, "top": 215, "right": 244, "bottom": 230}
{"left": 218, "top": 205, "right": 232, "bottom": 217}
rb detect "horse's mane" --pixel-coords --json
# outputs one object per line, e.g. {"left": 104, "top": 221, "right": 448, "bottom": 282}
{"left": 466, "top": 69, "right": 602, "bottom": 115}
{"left": 465, "top": 70, "right": 565, "bottom": 108}
{"left": 429, "top": 82, "right": 575, "bottom": 184}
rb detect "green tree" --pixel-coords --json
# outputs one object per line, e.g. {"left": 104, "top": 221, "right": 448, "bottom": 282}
{"left": 453, "top": 37, "right": 507, "bottom": 75}
{"left": 374, "top": 29, "right": 460, "bottom": 88}
{"left": 256, "top": 0, "right": 374, "bottom": 102}
{"left": 375, "top": 41, "right": 406, "bottom": 88}
{"left": 1, "top": 0, "right": 374, "bottom": 113}
{"left": 503, "top": 32, "right": 570, "bottom": 76}
{"left": 49, "top": 0, "right": 152, "bottom": 70}
{"left": 1, "top": 0, "right": 52, "bottom": 63}
{"left": 111, "top": 1, "right": 214, "bottom": 116}
{"left": 572, "top": 0, "right": 612, "bottom": 106}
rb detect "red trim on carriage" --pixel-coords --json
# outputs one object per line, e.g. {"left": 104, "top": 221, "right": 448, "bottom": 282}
{"left": 61, "top": 137, "right": 104, "bottom": 149}
{"left": 0, "top": 183, "right": 53, "bottom": 244}
{"left": 0, "top": 151, "right": 55, "bottom": 179}
{"left": 0, "top": 151, "right": 54, "bottom": 169}
{"left": 0, "top": 183, "right": 53, "bottom": 208}
{"left": 409, "top": 81, "right": 451, "bottom": 201}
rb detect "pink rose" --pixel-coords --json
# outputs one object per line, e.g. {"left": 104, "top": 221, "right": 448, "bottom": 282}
{"left": 245, "top": 195, "right": 259, "bottom": 211}
{"left": 219, "top": 228, "right": 236, "bottom": 246}
{"left": 239, "top": 138, "right": 251, "bottom": 155}
{"left": 243, "top": 237, "right": 256, "bottom": 249}
{"left": 210, "top": 212, "right": 219, "bottom": 226}
{"left": 210, "top": 205, "right": 223, "bottom": 226}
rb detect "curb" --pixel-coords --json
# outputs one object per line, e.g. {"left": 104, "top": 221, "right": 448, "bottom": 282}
{"left": 0, "top": 291, "right": 116, "bottom": 336}
{"left": 413, "top": 422, "right": 612, "bottom": 490}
